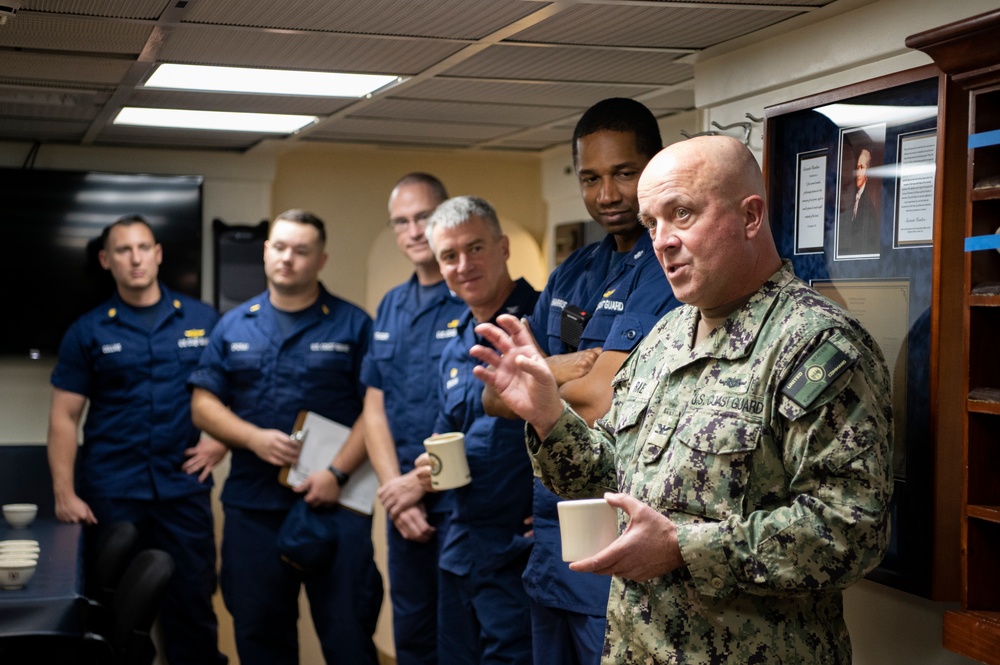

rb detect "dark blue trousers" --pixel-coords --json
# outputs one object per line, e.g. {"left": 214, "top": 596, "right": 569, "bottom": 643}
{"left": 529, "top": 600, "right": 605, "bottom": 665}
{"left": 439, "top": 551, "right": 532, "bottom": 665}
{"left": 220, "top": 505, "right": 382, "bottom": 665}
{"left": 387, "top": 509, "right": 453, "bottom": 665}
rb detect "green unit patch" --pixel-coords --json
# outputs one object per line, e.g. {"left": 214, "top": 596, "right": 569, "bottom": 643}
{"left": 781, "top": 340, "right": 855, "bottom": 409}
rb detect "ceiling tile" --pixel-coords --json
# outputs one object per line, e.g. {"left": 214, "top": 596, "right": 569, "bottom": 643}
{"left": 351, "top": 98, "right": 576, "bottom": 126}
{"left": 181, "top": 0, "right": 542, "bottom": 40}
{"left": 444, "top": 44, "right": 692, "bottom": 86}
{"left": 159, "top": 24, "right": 465, "bottom": 75}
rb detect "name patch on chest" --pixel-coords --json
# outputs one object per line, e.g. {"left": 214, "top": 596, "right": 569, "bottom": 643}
{"left": 101, "top": 342, "right": 122, "bottom": 355}
{"left": 781, "top": 340, "right": 855, "bottom": 409}
{"left": 310, "top": 342, "right": 350, "bottom": 353}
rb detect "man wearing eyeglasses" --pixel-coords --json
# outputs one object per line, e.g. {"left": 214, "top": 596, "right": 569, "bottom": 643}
{"left": 362, "top": 173, "right": 468, "bottom": 665}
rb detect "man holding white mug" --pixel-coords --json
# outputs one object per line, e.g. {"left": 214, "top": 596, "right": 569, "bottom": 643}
{"left": 414, "top": 196, "right": 540, "bottom": 665}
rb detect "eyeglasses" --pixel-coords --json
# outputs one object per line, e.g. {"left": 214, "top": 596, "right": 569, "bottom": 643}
{"left": 389, "top": 212, "right": 432, "bottom": 233}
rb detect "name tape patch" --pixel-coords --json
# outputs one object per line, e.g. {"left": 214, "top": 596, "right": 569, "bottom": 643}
{"left": 781, "top": 341, "right": 854, "bottom": 409}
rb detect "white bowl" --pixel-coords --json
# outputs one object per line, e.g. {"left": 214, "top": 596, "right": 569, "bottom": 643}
{"left": 0, "top": 545, "right": 40, "bottom": 556}
{"left": 2, "top": 504, "right": 38, "bottom": 528}
{"left": 0, "top": 551, "right": 38, "bottom": 564}
{"left": 0, "top": 558, "right": 36, "bottom": 590}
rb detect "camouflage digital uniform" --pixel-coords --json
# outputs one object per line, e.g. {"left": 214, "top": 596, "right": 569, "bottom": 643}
{"left": 527, "top": 261, "right": 893, "bottom": 664}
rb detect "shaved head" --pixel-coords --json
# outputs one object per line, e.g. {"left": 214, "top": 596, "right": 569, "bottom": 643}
{"left": 638, "top": 135, "right": 781, "bottom": 319}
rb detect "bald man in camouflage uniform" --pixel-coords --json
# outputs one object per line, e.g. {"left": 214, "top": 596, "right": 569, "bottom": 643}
{"left": 470, "top": 136, "right": 892, "bottom": 664}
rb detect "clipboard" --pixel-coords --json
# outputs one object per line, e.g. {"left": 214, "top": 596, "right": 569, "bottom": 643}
{"left": 279, "top": 410, "right": 378, "bottom": 516}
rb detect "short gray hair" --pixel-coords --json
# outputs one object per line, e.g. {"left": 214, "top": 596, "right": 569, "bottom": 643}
{"left": 425, "top": 195, "right": 502, "bottom": 254}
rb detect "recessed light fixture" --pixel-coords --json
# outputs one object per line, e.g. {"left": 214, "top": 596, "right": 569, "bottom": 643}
{"left": 113, "top": 107, "right": 317, "bottom": 133}
{"left": 144, "top": 64, "right": 399, "bottom": 98}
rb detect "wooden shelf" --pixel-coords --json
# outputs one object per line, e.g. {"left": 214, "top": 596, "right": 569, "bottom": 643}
{"left": 944, "top": 611, "right": 1000, "bottom": 665}
{"left": 970, "top": 292, "right": 1000, "bottom": 306}
{"left": 967, "top": 505, "right": 1000, "bottom": 523}
{"left": 969, "top": 388, "right": 1000, "bottom": 414}
{"left": 971, "top": 185, "right": 1000, "bottom": 201}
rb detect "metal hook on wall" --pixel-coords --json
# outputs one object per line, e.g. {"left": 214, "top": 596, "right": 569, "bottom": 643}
{"left": 679, "top": 129, "right": 718, "bottom": 140}
{"left": 710, "top": 120, "right": 752, "bottom": 145}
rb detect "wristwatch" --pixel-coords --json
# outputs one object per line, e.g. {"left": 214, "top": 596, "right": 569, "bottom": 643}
{"left": 327, "top": 464, "right": 350, "bottom": 486}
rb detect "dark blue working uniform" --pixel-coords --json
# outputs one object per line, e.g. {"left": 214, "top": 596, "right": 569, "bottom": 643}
{"left": 523, "top": 232, "right": 679, "bottom": 665}
{"left": 188, "top": 284, "right": 382, "bottom": 665}
{"left": 434, "top": 278, "right": 538, "bottom": 665}
{"left": 360, "top": 275, "right": 467, "bottom": 665}
{"left": 51, "top": 284, "right": 225, "bottom": 665}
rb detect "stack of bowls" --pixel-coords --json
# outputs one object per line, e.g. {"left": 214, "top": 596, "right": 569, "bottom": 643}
{"left": 0, "top": 539, "right": 39, "bottom": 590}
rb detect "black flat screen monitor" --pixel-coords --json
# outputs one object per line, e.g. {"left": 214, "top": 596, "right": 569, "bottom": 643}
{"left": 0, "top": 168, "right": 203, "bottom": 357}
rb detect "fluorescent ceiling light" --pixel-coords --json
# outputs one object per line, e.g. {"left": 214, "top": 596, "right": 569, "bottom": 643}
{"left": 145, "top": 64, "right": 398, "bottom": 97}
{"left": 114, "top": 107, "right": 316, "bottom": 133}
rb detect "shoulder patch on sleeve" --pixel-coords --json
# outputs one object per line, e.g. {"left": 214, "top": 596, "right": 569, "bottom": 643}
{"left": 781, "top": 340, "right": 856, "bottom": 409}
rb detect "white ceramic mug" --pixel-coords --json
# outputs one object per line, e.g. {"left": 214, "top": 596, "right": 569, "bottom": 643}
{"left": 423, "top": 432, "right": 471, "bottom": 490}
{"left": 557, "top": 498, "right": 619, "bottom": 562}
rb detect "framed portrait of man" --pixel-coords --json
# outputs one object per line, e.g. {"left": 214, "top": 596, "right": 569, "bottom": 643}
{"left": 835, "top": 124, "right": 886, "bottom": 260}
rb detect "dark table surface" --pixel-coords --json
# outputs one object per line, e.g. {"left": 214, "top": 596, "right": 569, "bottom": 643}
{"left": 0, "top": 518, "right": 87, "bottom": 637}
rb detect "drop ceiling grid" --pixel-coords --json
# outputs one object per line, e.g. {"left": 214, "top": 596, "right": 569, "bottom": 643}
{"left": 1, "top": 51, "right": 132, "bottom": 86}
{"left": 26, "top": 0, "right": 167, "bottom": 20}
{"left": 0, "top": 117, "right": 91, "bottom": 140}
{"left": 127, "top": 89, "right": 356, "bottom": 116}
{"left": 444, "top": 45, "right": 692, "bottom": 86}
{"left": 507, "top": 4, "right": 805, "bottom": 49}
{"left": 0, "top": 12, "right": 151, "bottom": 53}
{"left": 180, "top": 0, "right": 541, "bottom": 40}
{"left": 158, "top": 25, "right": 466, "bottom": 75}
{"left": 309, "top": 116, "right": 515, "bottom": 141}
{"left": 352, "top": 97, "right": 580, "bottom": 126}
{"left": 396, "top": 78, "right": 660, "bottom": 108}
{"left": 0, "top": 100, "right": 100, "bottom": 122}
{"left": 97, "top": 124, "right": 274, "bottom": 148}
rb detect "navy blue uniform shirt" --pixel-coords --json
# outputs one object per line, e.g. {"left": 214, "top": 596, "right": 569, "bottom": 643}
{"left": 51, "top": 285, "right": 219, "bottom": 501}
{"left": 434, "top": 278, "right": 539, "bottom": 576}
{"left": 524, "top": 232, "right": 680, "bottom": 615}
{"left": 188, "top": 284, "right": 371, "bottom": 511}
{"left": 360, "top": 275, "right": 467, "bottom": 478}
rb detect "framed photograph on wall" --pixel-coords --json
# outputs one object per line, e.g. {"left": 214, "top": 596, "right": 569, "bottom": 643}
{"left": 764, "top": 65, "right": 941, "bottom": 597}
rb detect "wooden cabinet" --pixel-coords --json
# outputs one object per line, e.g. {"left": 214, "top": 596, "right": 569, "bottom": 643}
{"left": 908, "top": 10, "right": 1000, "bottom": 664}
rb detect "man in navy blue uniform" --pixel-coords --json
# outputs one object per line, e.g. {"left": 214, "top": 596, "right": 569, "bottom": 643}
{"left": 189, "top": 210, "right": 382, "bottom": 665}
{"left": 362, "top": 173, "right": 467, "bottom": 665}
{"left": 414, "top": 196, "right": 539, "bottom": 665}
{"left": 488, "top": 98, "right": 680, "bottom": 665}
{"left": 48, "top": 214, "right": 227, "bottom": 665}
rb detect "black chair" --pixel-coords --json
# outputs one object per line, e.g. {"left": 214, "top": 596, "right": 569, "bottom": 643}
{"left": 104, "top": 548, "right": 175, "bottom": 665}
{"left": 86, "top": 521, "right": 139, "bottom": 608}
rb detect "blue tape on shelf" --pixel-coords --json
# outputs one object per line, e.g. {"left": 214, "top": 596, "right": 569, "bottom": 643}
{"left": 969, "top": 129, "right": 1000, "bottom": 149}
{"left": 965, "top": 235, "right": 1000, "bottom": 252}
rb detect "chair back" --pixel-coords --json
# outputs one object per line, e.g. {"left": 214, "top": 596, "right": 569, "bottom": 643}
{"left": 109, "top": 548, "right": 174, "bottom": 665}
{"left": 87, "top": 521, "right": 139, "bottom": 607}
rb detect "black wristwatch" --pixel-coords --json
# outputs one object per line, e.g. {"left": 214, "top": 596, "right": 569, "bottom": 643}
{"left": 327, "top": 464, "right": 350, "bottom": 486}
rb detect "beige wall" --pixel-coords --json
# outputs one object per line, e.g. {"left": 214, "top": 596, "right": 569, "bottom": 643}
{"left": 269, "top": 142, "right": 546, "bottom": 312}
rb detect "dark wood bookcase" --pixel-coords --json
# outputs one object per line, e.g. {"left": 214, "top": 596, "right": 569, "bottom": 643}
{"left": 908, "top": 10, "right": 1000, "bottom": 664}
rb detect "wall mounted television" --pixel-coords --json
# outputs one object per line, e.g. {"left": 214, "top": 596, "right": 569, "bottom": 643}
{"left": 0, "top": 167, "right": 203, "bottom": 358}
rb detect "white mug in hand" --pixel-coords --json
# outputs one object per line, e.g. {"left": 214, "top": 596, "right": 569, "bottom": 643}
{"left": 423, "top": 432, "right": 471, "bottom": 490}
{"left": 557, "top": 498, "right": 619, "bottom": 562}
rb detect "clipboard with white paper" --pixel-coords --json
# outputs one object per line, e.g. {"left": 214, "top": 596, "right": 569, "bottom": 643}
{"left": 279, "top": 410, "right": 378, "bottom": 515}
